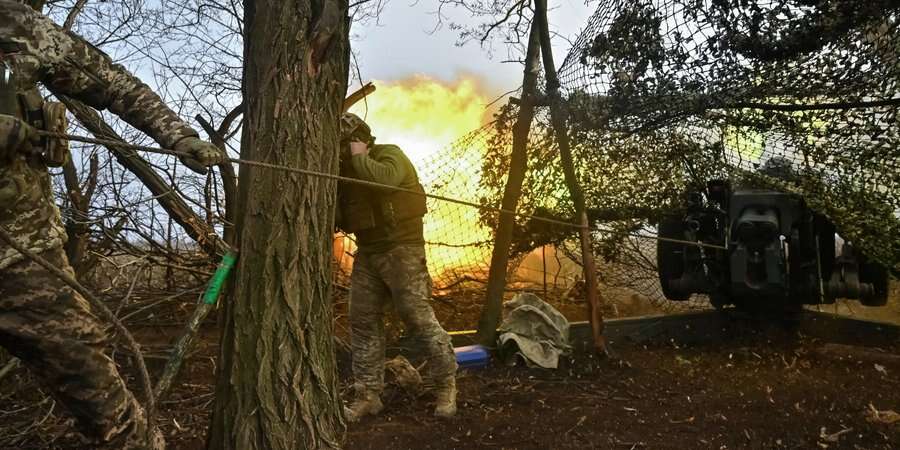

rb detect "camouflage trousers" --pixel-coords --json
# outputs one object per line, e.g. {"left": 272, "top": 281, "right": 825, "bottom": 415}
{"left": 349, "top": 245, "right": 457, "bottom": 393}
{"left": 0, "top": 247, "right": 154, "bottom": 449}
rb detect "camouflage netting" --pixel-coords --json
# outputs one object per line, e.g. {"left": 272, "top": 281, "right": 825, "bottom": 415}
{"left": 451, "top": 107, "right": 717, "bottom": 312}
{"left": 334, "top": 102, "right": 711, "bottom": 313}
{"left": 413, "top": 0, "right": 900, "bottom": 312}
{"left": 555, "top": 0, "right": 900, "bottom": 269}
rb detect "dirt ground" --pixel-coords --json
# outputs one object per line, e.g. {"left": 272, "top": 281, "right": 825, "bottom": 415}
{"left": 1, "top": 287, "right": 898, "bottom": 449}
{"left": 346, "top": 328, "right": 900, "bottom": 450}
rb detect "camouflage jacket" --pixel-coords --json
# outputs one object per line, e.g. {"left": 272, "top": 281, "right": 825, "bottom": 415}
{"left": 0, "top": 1, "right": 199, "bottom": 268}
{"left": 338, "top": 144, "right": 427, "bottom": 254}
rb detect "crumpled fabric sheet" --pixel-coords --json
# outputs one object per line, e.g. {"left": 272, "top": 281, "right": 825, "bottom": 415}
{"left": 498, "top": 292, "right": 571, "bottom": 368}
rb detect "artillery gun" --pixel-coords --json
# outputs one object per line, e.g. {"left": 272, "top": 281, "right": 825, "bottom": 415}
{"left": 656, "top": 161, "right": 890, "bottom": 311}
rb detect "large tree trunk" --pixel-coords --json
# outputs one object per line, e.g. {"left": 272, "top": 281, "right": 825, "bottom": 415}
{"left": 207, "top": 1, "right": 349, "bottom": 449}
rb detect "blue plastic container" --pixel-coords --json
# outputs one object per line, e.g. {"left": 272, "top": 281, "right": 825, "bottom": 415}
{"left": 454, "top": 344, "right": 490, "bottom": 369}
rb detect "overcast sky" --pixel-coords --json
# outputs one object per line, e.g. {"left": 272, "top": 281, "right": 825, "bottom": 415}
{"left": 348, "top": 1, "right": 594, "bottom": 95}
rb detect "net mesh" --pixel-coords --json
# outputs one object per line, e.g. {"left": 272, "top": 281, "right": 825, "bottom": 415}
{"left": 555, "top": 0, "right": 900, "bottom": 271}
{"left": 359, "top": 0, "right": 900, "bottom": 313}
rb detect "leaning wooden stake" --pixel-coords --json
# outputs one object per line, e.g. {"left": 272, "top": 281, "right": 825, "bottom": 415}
{"left": 154, "top": 251, "right": 237, "bottom": 400}
{"left": 535, "top": 0, "right": 607, "bottom": 355}
{"left": 155, "top": 108, "right": 241, "bottom": 402}
{"left": 476, "top": 19, "right": 543, "bottom": 346}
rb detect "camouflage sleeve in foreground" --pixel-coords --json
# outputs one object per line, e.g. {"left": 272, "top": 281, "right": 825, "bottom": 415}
{"left": 0, "top": 1, "right": 198, "bottom": 148}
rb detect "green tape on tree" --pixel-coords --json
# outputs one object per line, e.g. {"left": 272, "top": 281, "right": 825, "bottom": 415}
{"left": 203, "top": 251, "right": 237, "bottom": 305}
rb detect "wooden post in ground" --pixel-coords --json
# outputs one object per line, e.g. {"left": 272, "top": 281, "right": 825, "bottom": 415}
{"left": 476, "top": 17, "right": 543, "bottom": 347}
{"left": 542, "top": 245, "right": 548, "bottom": 299}
{"left": 534, "top": 0, "right": 607, "bottom": 355}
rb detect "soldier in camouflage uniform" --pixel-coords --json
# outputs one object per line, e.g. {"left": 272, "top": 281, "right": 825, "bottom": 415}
{"left": 0, "top": 1, "right": 224, "bottom": 448}
{"left": 337, "top": 113, "right": 458, "bottom": 421}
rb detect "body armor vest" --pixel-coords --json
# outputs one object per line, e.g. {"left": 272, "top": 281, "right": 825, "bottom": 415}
{"left": 0, "top": 60, "right": 69, "bottom": 167}
{"left": 337, "top": 167, "right": 428, "bottom": 234}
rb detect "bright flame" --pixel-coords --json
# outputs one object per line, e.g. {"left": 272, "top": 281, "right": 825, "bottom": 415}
{"left": 348, "top": 76, "right": 491, "bottom": 162}
{"left": 341, "top": 76, "right": 495, "bottom": 280}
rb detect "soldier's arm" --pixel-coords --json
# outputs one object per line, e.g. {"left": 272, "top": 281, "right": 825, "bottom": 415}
{"left": 1, "top": 2, "right": 197, "bottom": 148}
{"left": 349, "top": 145, "right": 409, "bottom": 187}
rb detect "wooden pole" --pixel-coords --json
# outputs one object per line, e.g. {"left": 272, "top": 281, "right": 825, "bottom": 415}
{"left": 343, "top": 82, "right": 376, "bottom": 112}
{"left": 535, "top": 0, "right": 607, "bottom": 355}
{"left": 476, "top": 15, "right": 543, "bottom": 346}
{"left": 542, "top": 245, "right": 548, "bottom": 299}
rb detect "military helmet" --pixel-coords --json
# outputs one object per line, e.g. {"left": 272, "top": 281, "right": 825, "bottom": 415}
{"left": 341, "top": 112, "right": 373, "bottom": 143}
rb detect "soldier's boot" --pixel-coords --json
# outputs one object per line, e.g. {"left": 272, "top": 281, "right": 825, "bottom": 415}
{"left": 344, "top": 390, "right": 383, "bottom": 423}
{"left": 433, "top": 377, "right": 457, "bottom": 418}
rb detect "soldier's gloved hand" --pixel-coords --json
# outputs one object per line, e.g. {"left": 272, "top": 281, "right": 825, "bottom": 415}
{"left": 0, "top": 114, "right": 37, "bottom": 163}
{"left": 174, "top": 136, "right": 226, "bottom": 175}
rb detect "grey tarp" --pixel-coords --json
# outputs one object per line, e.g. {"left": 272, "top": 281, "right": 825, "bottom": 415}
{"left": 498, "top": 293, "right": 571, "bottom": 368}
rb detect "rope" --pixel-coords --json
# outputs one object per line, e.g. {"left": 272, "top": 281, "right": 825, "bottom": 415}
{"left": 38, "top": 130, "right": 728, "bottom": 251}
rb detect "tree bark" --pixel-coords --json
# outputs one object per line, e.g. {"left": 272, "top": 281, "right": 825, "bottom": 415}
{"left": 476, "top": 16, "right": 542, "bottom": 346}
{"left": 207, "top": 0, "right": 349, "bottom": 449}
